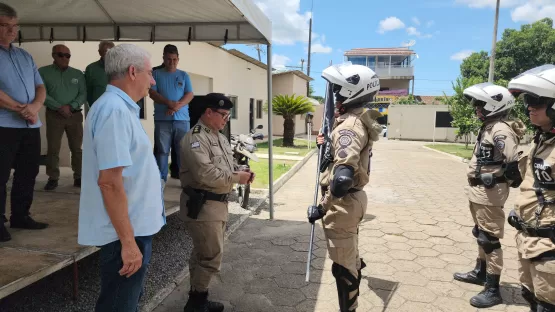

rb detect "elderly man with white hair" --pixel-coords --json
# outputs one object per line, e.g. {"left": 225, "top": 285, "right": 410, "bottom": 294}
{"left": 78, "top": 43, "right": 165, "bottom": 312}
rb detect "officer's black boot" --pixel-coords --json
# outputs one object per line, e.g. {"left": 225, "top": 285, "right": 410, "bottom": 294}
{"left": 183, "top": 290, "right": 224, "bottom": 312}
{"left": 537, "top": 300, "right": 555, "bottom": 312}
{"left": 469, "top": 274, "right": 503, "bottom": 308}
{"left": 521, "top": 286, "right": 537, "bottom": 312}
{"left": 453, "top": 258, "right": 486, "bottom": 286}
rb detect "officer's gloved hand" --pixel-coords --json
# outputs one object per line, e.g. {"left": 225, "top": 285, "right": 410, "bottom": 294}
{"left": 307, "top": 204, "right": 326, "bottom": 224}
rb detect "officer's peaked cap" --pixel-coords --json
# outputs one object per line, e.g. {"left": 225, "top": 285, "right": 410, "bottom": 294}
{"left": 204, "top": 93, "right": 234, "bottom": 111}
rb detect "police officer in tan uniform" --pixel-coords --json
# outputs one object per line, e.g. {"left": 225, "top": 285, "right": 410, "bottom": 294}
{"left": 179, "top": 93, "right": 253, "bottom": 312}
{"left": 507, "top": 65, "right": 555, "bottom": 312}
{"left": 453, "top": 83, "right": 526, "bottom": 308}
{"left": 312, "top": 63, "right": 383, "bottom": 312}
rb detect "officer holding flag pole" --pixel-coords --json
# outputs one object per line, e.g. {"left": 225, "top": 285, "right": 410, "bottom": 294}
{"left": 307, "top": 62, "right": 383, "bottom": 312}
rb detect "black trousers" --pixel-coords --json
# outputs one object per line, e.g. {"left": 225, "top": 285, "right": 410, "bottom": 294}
{"left": 0, "top": 127, "right": 40, "bottom": 218}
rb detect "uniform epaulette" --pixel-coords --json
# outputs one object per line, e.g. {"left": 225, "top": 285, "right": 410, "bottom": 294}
{"left": 192, "top": 124, "right": 201, "bottom": 134}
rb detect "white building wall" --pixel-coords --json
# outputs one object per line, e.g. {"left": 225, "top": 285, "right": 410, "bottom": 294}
{"left": 20, "top": 41, "right": 269, "bottom": 166}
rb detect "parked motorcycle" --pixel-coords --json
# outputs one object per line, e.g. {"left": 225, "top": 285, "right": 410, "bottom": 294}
{"left": 230, "top": 124, "right": 264, "bottom": 208}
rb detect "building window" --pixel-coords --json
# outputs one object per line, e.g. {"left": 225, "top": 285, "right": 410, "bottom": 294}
{"left": 347, "top": 56, "right": 366, "bottom": 66}
{"left": 228, "top": 95, "right": 238, "bottom": 119}
{"left": 256, "top": 100, "right": 263, "bottom": 119}
{"left": 137, "top": 97, "right": 145, "bottom": 119}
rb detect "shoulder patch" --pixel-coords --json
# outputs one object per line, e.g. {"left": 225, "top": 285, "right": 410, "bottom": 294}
{"left": 338, "top": 150, "right": 348, "bottom": 158}
{"left": 338, "top": 135, "right": 353, "bottom": 147}
{"left": 204, "top": 127, "right": 211, "bottom": 133}
{"left": 192, "top": 125, "right": 201, "bottom": 134}
{"left": 495, "top": 140, "right": 505, "bottom": 150}
{"left": 338, "top": 129, "right": 356, "bottom": 137}
{"left": 191, "top": 141, "right": 200, "bottom": 149}
{"left": 493, "top": 135, "right": 507, "bottom": 142}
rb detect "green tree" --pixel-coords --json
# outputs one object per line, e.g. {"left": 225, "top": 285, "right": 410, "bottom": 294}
{"left": 265, "top": 94, "right": 315, "bottom": 146}
{"left": 442, "top": 76, "right": 484, "bottom": 148}
{"left": 461, "top": 18, "right": 555, "bottom": 82}
{"left": 310, "top": 95, "right": 324, "bottom": 103}
{"left": 395, "top": 94, "right": 422, "bottom": 105}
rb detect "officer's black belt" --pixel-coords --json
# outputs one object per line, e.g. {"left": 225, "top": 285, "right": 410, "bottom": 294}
{"left": 468, "top": 177, "right": 507, "bottom": 186}
{"left": 190, "top": 188, "right": 230, "bottom": 202}
{"left": 321, "top": 186, "right": 361, "bottom": 194}
{"left": 516, "top": 222, "right": 555, "bottom": 239}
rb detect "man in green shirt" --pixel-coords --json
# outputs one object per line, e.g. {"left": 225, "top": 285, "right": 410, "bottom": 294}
{"left": 39, "top": 44, "right": 86, "bottom": 191}
{"left": 85, "top": 40, "right": 114, "bottom": 107}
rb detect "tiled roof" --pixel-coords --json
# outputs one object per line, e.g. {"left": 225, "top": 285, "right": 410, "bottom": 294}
{"left": 415, "top": 95, "right": 450, "bottom": 105}
{"left": 272, "top": 70, "right": 313, "bottom": 82}
{"left": 345, "top": 48, "right": 416, "bottom": 56}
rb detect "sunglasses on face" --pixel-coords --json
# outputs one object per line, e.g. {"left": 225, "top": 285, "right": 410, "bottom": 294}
{"left": 212, "top": 110, "right": 230, "bottom": 120}
{"left": 53, "top": 52, "right": 71, "bottom": 59}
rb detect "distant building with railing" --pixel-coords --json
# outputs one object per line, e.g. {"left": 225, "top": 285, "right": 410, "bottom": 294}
{"left": 344, "top": 47, "right": 416, "bottom": 97}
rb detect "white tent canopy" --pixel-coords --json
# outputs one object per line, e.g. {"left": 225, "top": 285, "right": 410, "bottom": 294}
{"left": 5, "top": 0, "right": 277, "bottom": 218}
{"left": 9, "top": 0, "right": 271, "bottom": 44}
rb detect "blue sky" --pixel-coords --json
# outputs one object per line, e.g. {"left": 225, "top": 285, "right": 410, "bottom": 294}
{"left": 224, "top": 0, "right": 554, "bottom": 97}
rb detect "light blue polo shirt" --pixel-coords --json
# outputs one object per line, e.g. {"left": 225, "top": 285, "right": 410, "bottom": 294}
{"left": 0, "top": 44, "right": 44, "bottom": 128}
{"left": 151, "top": 68, "right": 193, "bottom": 121}
{"left": 78, "top": 85, "right": 166, "bottom": 246}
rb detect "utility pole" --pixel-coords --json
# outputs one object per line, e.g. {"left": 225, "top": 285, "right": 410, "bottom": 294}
{"left": 306, "top": 0, "right": 314, "bottom": 96}
{"left": 488, "top": 0, "right": 500, "bottom": 83}
{"left": 306, "top": 17, "right": 313, "bottom": 96}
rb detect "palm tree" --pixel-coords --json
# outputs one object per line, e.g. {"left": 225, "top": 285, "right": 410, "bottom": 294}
{"left": 268, "top": 94, "right": 315, "bottom": 147}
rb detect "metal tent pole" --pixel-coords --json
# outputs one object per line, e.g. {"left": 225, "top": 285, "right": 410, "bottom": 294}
{"left": 267, "top": 43, "right": 274, "bottom": 220}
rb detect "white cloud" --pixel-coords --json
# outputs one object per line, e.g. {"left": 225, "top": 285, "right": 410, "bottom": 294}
{"left": 454, "top": 0, "right": 525, "bottom": 9}
{"left": 378, "top": 17, "right": 406, "bottom": 34}
{"left": 255, "top": 0, "right": 312, "bottom": 45}
{"left": 412, "top": 17, "right": 421, "bottom": 25}
{"left": 451, "top": 50, "right": 474, "bottom": 61}
{"left": 454, "top": 0, "right": 555, "bottom": 24}
{"left": 511, "top": 1, "right": 555, "bottom": 23}
{"left": 407, "top": 26, "right": 433, "bottom": 38}
{"left": 311, "top": 43, "right": 333, "bottom": 54}
{"left": 272, "top": 54, "right": 291, "bottom": 69}
{"left": 407, "top": 27, "right": 421, "bottom": 36}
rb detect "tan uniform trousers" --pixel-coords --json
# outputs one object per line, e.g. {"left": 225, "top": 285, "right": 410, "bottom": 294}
{"left": 469, "top": 201, "right": 504, "bottom": 275}
{"left": 323, "top": 191, "right": 367, "bottom": 311}
{"left": 45, "top": 109, "right": 83, "bottom": 180}
{"left": 185, "top": 220, "right": 226, "bottom": 292}
{"left": 518, "top": 253, "right": 555, "bottom": 305}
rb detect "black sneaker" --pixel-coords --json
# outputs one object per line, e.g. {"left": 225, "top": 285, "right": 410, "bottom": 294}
{"left": 44, "top": 179, "right": 58, "bottom": 191}
{"left": 0, "top": 223, "right": 11, "bottom": 242}
{"left": 10, "top": 215, "right": 49, "bottom": 230}
{"left": 74, "top": 178, "right": 81, "bottom": 187}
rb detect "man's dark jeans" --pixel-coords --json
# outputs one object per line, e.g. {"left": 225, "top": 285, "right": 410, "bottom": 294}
{"left": 95, "top": 235, "right": 153, "bottom": 312}
{"left": 0, "top": 127, "right": 40, "bottom": 219}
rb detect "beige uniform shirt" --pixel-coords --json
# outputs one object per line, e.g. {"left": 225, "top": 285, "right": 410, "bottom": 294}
{"left": 515, "top": 133, "right": 555, "bottom": 259}
{"left": 320, "top": 108, "right": 383, "bottom": 197}
{"left": 465, "top": 119, "right": 524, "bottom": 206}
{"left": 179, "top": 120, "right": 240, "bottom": 222}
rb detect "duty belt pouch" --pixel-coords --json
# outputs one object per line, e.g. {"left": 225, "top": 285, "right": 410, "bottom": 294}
{"left": 480, "top": 173, "right": 495, "bottom": 189}
{"left": 184, "top": 187, "right": 206, "bottom": 219}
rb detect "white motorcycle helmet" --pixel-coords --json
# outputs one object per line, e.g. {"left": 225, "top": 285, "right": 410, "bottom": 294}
{"left": 508, "top": 65, "right": 555, "bottom": 129}
{"left": 463, "top": 82, "right": 516, "bottom": 121}
{"left": 322, "top": 62, "right": 380, "bottom": 109}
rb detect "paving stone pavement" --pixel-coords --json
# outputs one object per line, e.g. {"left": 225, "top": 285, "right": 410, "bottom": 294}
{"left": 154, "top": 140, "right": 530, "bottom": 312}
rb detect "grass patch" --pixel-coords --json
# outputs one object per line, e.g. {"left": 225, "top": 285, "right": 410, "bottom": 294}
{"left": 256, "top": 138, "right": 316, "bottom": 157}
{"left": 248, "top": 159, "right": 298, "bottom": 189}
{"left": 425, "top": 144, "right": 474, "bottom": 160}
